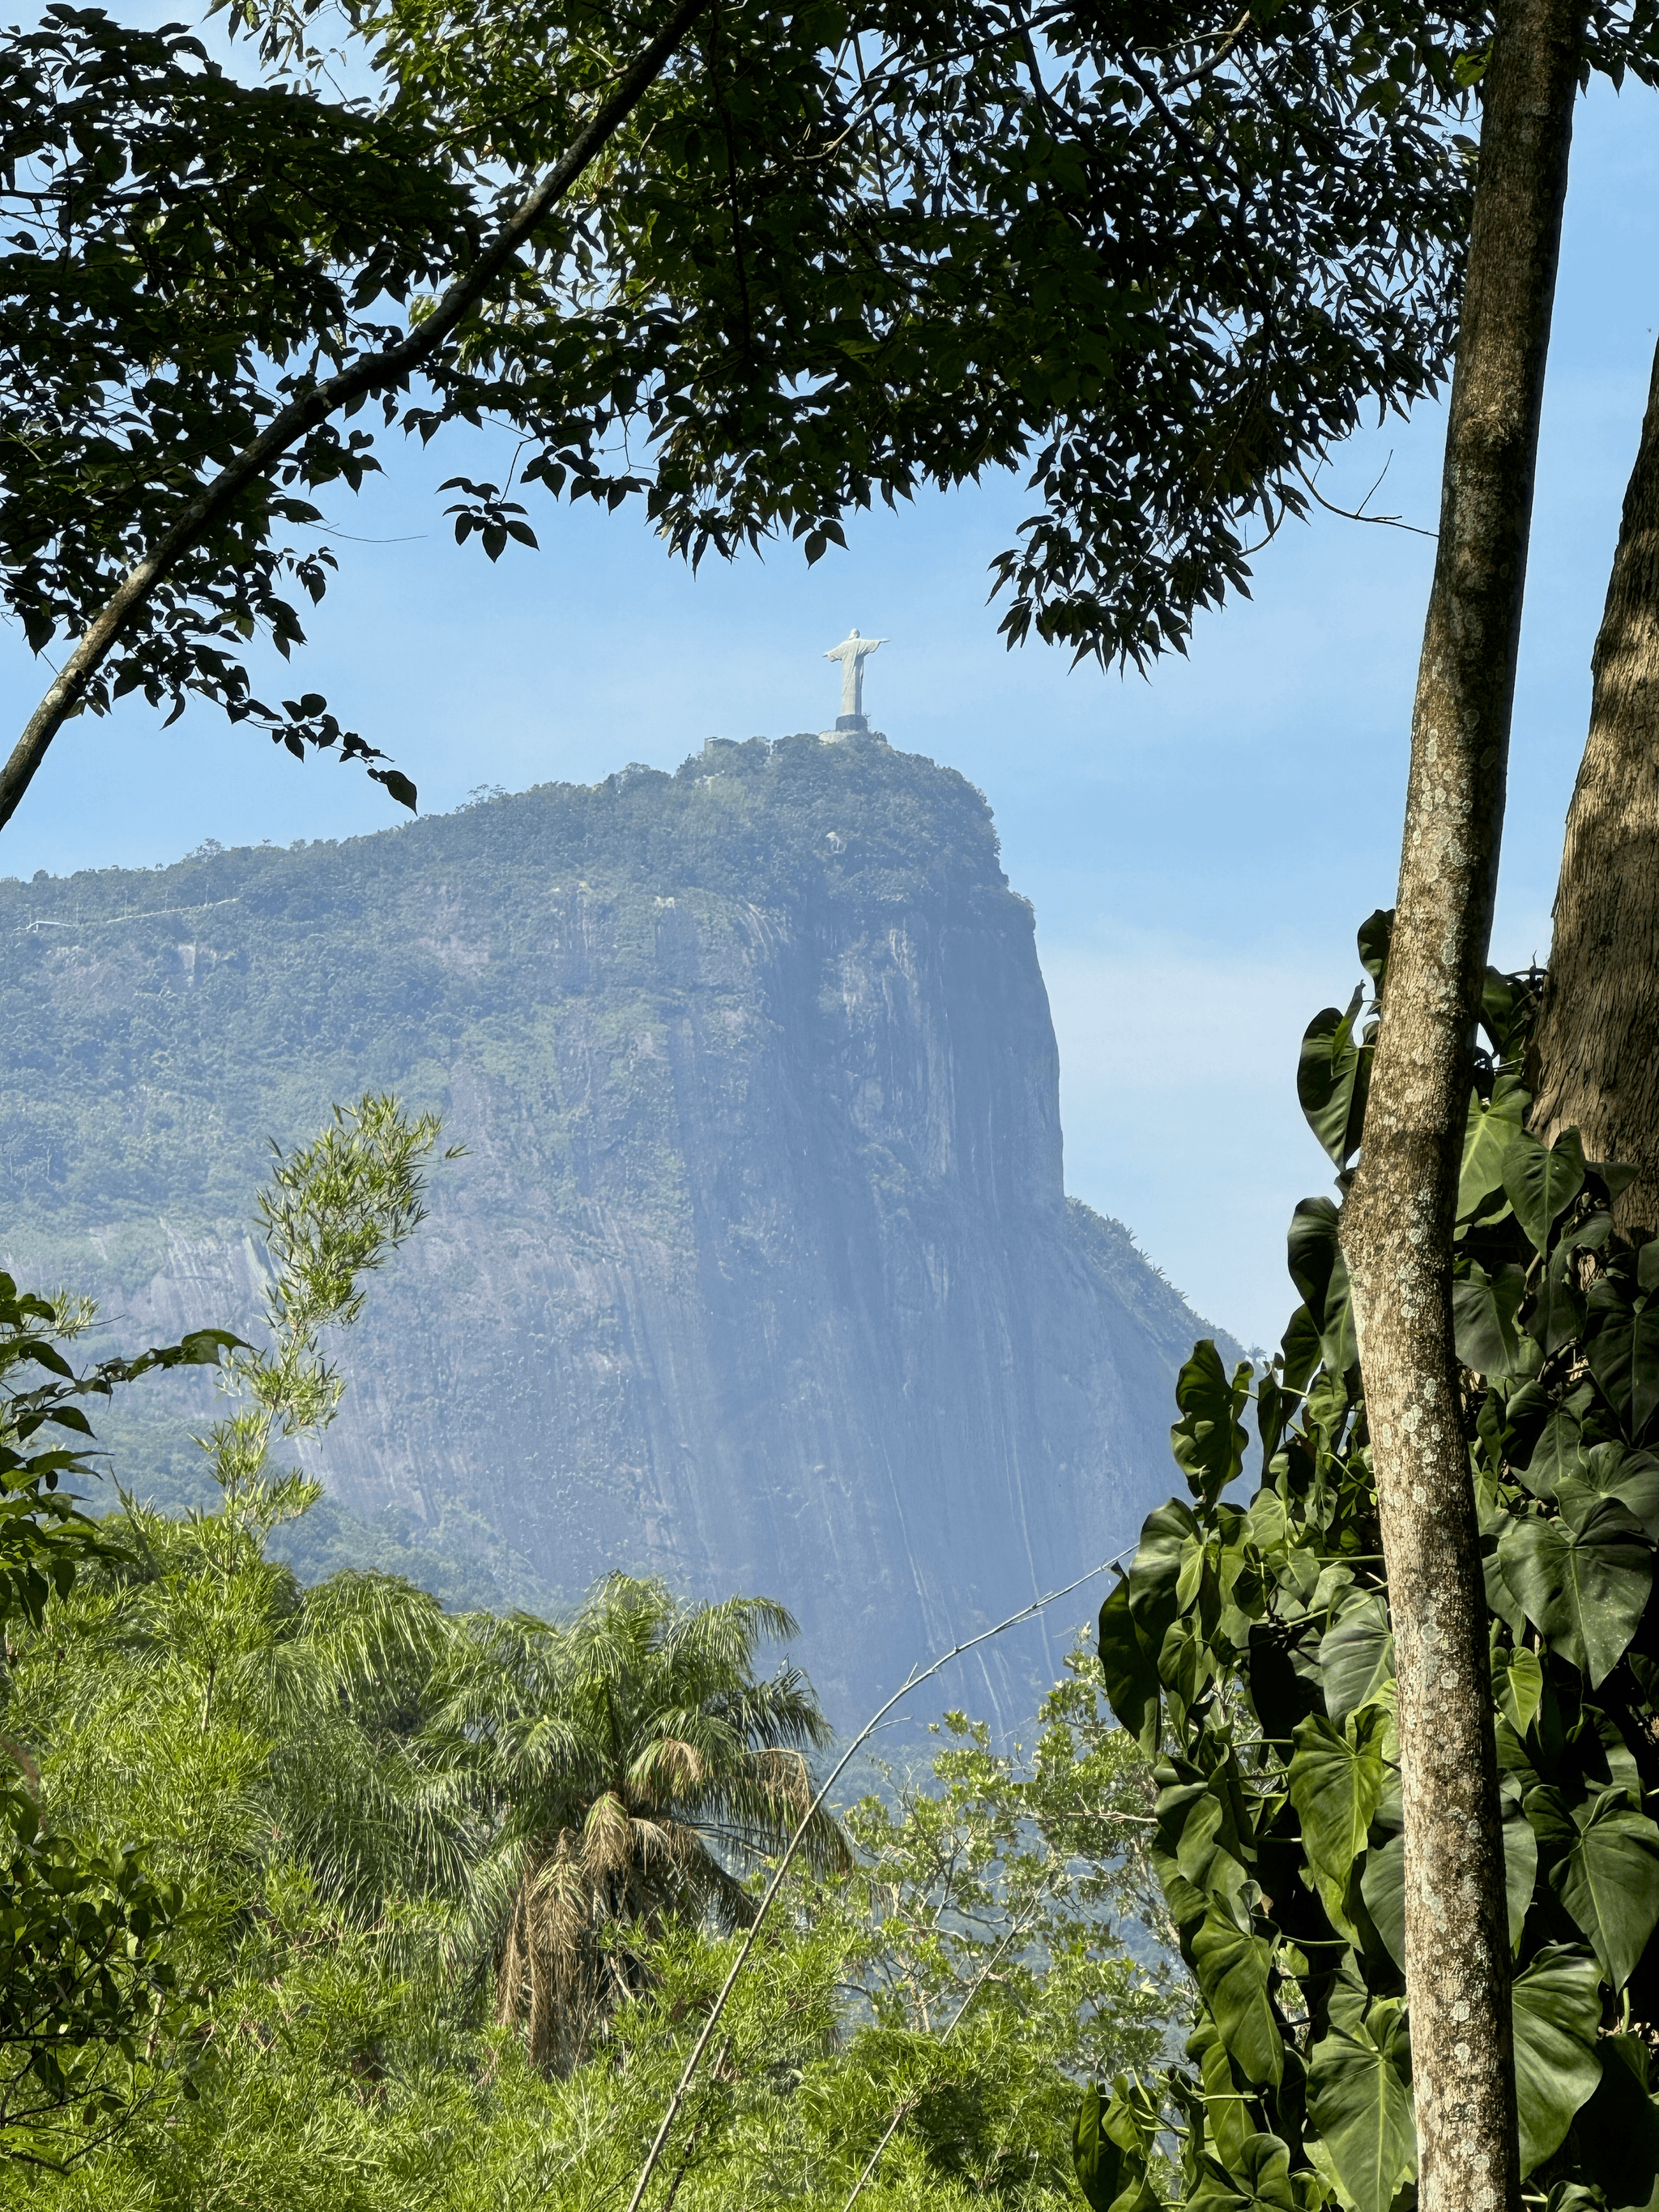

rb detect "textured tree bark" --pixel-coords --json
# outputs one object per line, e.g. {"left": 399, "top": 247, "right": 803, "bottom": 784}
{"left": 1339, "top": 3, "right": 1583, "bottom": 2210}
{"left": 1529, "top": 337, "right": 1659, "bottom": 1229}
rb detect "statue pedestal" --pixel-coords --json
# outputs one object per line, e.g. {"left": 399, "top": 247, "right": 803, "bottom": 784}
{"left": 820, "top": 719, "right": 888, "bottom": 745}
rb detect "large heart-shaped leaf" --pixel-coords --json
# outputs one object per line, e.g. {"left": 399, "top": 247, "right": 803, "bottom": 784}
{"left": 1190, "top": 2015, "right": 1254, "bottom": 2173}
{"left": 1494, "top": 1641, "right": 1544, "bottom": 1740}
{"left": 1503, "top": 1788, "right": 1538, "bottom": 1951}
{"left": 1098, "top": 1579, "right": 1159, "bottom": 1752}
{"left": 1127, "top": 1498, "right": 1199, "bottom": 1652}
{"left": 1511, "top": 1946, "right": 1605, "bottom": 2176}
{"left": 1503, "top": 1126, "right": 1586, "bottom": 1255}
{"left": 1307, "top": 2001, "right": 1415, "bottom": 2212}
{"left": 1358, "top": 1834, "right": 1405, "bottom": 1968}
{"left": 1280, "top": 1304, "right": 1322, "bottom": 1396}
{"left": 1358, "top": 910, "right": 1392, "bottom": 987}
{"left": 1171, "top": 1340, "right": 1251, "bottom": 1507}
{"left": 1074, "top": 2081, "right": 1124, "bottom": 2212}
{"left": 1190, "top": 1907, "right": 1282, "bottom": 2088}
{"left": 1551, "top": 1789, "right": 1659, "bottom": 1990}
{"left": 1485, "top": 1540, "right": 1528, "bottom": 1638}
{"left": 1290, "top": 1711, "right": 1386, "bottom": 1937}
{"left": 1190, "top": 2133, "right": 1299, "bottom": 2212}
{"left": 1287, "top": 1200, "right": 1358, "bottom": 1374}
{"left": 1174, "top": 1786, "right": 1251, "bottom": 1917}
{"left": 1299, "top": 991, "right": 1367, "bottom": 1169}
{"left": 1528, "top": 1250, "right": 1589, "bottom": 1356}
{"left": 1320, "top": 1596, "right": 1395, "bottom": 1723}
{"left": 1359, "top": 1796, "right": 1534, "bottom": 1968}
{"left": 1074, "top": 2082, "right": 1158, "bottom": 2212}
{"left": 1498, "top": 1498, "right": 1653, "bottom": 1686}
{"left": 1519, "top": 1409, "right": 1589, "bottom": 1498}
{"left": 1453, "top": 1262, "right": 1529, "bottom": 1379}
{"left": 1586, "top": 1287, "right": 1659, "bottom": 1445}
{"left": 1574, "top": 2037, "right": 1659, "bottom": 2212}
{"left": 1589, "top": 1447, "right": 1659, "bottom": 1541}
{"left": 1460, "top": 1072, "right": 1528, "bottom": 1220}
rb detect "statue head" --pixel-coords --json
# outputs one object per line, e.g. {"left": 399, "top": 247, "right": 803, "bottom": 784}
{"left": 849, "top": 628, "right": 860, "bottom": 638}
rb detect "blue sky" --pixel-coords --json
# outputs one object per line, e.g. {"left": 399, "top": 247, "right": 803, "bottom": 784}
{"left": 2, "top": 67, "right": 1656, "bottom": 1348}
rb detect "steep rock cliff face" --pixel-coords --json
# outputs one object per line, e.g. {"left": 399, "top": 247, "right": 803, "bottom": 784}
{"left": 0, "top": 734, "right": 1233, "bottom": 1724}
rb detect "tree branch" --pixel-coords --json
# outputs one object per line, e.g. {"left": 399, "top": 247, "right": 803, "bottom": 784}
{"left": 0, "top": 0, "right": 711, "bottom": 835}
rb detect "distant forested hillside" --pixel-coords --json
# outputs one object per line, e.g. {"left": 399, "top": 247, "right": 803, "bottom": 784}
{"left": 0, "top": 732, "right": 1235, "bottom": 1724}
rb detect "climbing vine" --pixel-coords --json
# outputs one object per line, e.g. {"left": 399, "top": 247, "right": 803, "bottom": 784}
{"left": 1084, "top": 911, "right": 1659, "bottom": 2212}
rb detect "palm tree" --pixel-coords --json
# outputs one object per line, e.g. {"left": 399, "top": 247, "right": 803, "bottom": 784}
{"left": 11, "top": 1510, "right": 458, "bottom": 1914}
{"left": 421, "top": 1575, "right": 849, "bottom": 2072}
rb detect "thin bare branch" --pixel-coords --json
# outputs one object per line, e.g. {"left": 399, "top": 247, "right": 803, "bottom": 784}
{"left": 621, "top": 1552, "right": 1129, "bottom": 2212}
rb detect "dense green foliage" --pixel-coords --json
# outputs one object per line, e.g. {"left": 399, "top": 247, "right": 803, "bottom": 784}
{"left": 0, "top": 739, "right": 1010, "bottom": 1239}
{"left": 0, "top": 0, "right": 1529, "bottom": 796}
{"left": 1090, "top": 917, "right": 1659, "bottom": 2212}
{"left": 0, "top": 1261, "right": 237, "bottom": 2163}
{"left": 0, "top": 1094, "right": 1183, "bottom": 2205}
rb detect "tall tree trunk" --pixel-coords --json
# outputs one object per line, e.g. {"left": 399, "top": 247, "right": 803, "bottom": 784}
{"left": 1339, "top": 2, "right": 1583, "bottom": 2208}
{"left": 1529, "top": 336, "right": 1659, "bottom": 1227}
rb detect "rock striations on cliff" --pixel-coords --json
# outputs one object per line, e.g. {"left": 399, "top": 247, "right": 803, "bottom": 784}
{"left": 0, "top": 732, "right": 1236, "bottom": 1725}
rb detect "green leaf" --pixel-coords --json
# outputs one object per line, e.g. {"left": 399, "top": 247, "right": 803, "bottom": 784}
{"left": 1287, "top": 1200, "right": 1343, "bottom": 1332}
{"left": 1171, "top": 1341, "right": 1250, "bottom": 1507}
{"left": 1503, "top": 1127, "right": 1586, "bottom": 1255}
{"left": 1520, "top": 1410, "right": 1588, "bottom": 1498}
{"left": 1280, "top": 1304, "right": 1322, "bottom": 1396}
{"left": 1299, "top": 991, "right": 1367, "bottom": 1168}
{"left": 1098, "top": 1579, "right": 1159, "bottom": 1753}
{"left": 1188, "top": 2015, "right": 1254, "bottom": 2172}
{"left": 1459, "top": 1072, "right": 1528, "bottom": 1220}
{"left": 1358, "top": 1833, "right": 1404, "bottom": 1969}
{"left": 1510, "top": 1946, "right": 1604, "bottom": 2176}
{"left": 1574, "top": 2038, "right": 1659, "bottom": 2212}
{"left": 1178, "top": 1798, "right": 1252, "bottom": 1918}
{"left": 1527, "top": 1250, "right": 1588, "bottom": 1356}
{"left": 1357, "top": 910, "right": 1392, "bottom": 988}
{"left": 1586, "top": 1289, "right": 1659, "bottom": 1444}
{"left": 1551, "top": 1790, "right": 1659, "bottom": 1989}
{"left": 1358, "top": 1796, "right": 1534, "bottom": 1970}
{"left": 1190, "top": 2133, "right": 1299, "bottom": 2212}
{"left": 1289, "top": 1711, "right": 1386, "bottom": 1937}
{"left": 1286, "top": 1200, "right": 1358, "bottom": 1375}
{"left": 1306, "top": 2000, "right": 1415, "bottom": 2212}
{"left": 1190, "top": 1907, "right": 1283, "bottom": 2089}
{"left": 1503, "top": 1789, "right": 1538, "bottom": 1954}
{"left": 1127, "top": 1498, "right": 1199, "bottom": 1652}
{"left": 1452, "top": 1262, "right": 1528, "bottom": 1378}
{"left": 1075, "top": 2081, "right": 1149, "bottom": 2212}
{"left": 1499, "top": 1498, "right": 1653, "bottom": 1685}
{"left": 1494, "top": 1643, "right": 1544, "bottom": 1739}
{"left": 1599, "top": 1449, "right": 1659, "bottom": 1541}
{"left": 1558, "top": 1446, "right": 1659, "bottom": 1543}
{"left": 1320, "top": 1596, "right": 1394, "bottom": 1723}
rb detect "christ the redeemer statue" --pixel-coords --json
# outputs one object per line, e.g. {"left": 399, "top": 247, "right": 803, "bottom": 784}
{"left": 823, "top": 629, "right": 887, "bottom": 731}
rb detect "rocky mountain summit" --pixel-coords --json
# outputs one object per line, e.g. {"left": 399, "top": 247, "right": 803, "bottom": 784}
{"left": 0, "top": 732, "right": 1235, "bottom": 1725}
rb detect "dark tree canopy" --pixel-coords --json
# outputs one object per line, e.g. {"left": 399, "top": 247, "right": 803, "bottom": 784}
{"left": 0, "top": 0, "right": 1642, "bottom": 808}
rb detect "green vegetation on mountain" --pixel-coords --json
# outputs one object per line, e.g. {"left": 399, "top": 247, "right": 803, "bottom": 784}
{"left": 0, "top": 737, "right": 1230, "bottom": 1720}
{"left": 0, "top": 735, "right": 1016, "bottom": 1259}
